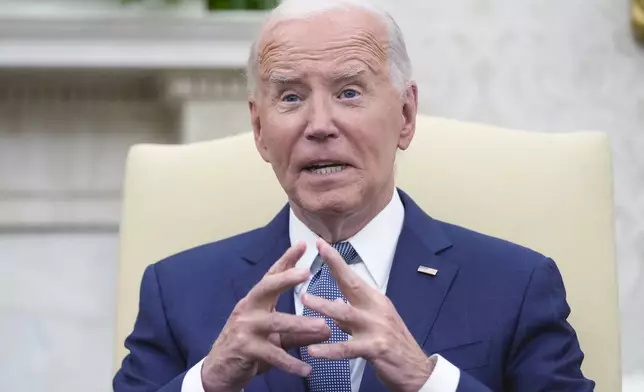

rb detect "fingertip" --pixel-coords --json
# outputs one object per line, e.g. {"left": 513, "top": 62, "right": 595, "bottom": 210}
{"left": 315, "top": 238, "right": 327, "bottom": 251}
{"left": 289, "top": 242, "right": 306, "bottom": 260}
{"left": 294, "top": 267, "right": 310, "bottom": 280}
{"left": 300, "top": 292, "right": 319, "bottom": 305}
{"left": 296, "top": 241, "right": 307, "bottom": 252}
{"left": 317, "top": 319, "right": 331, "bottom": 333}
{"left": 307, "top": 344, "right": 321, "bottom": 357}
{"left": 300, "top": 363, "right": 312, "bottom": 377}
{"left": 282, "top": 243, "right": 306, "bottom": 269}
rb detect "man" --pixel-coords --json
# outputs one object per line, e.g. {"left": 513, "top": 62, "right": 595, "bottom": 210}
{"left": 113, "top": 0, "right": 594, "bottom": 391}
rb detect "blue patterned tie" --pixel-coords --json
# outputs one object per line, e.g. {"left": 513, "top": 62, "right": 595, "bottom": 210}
{"left": 300, "top": 242, "right": 358, "bottom": 392}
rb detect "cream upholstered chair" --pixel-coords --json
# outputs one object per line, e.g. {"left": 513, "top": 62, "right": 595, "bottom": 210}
{"left": 114, "top": 115, "right": 621, "bottom": 391}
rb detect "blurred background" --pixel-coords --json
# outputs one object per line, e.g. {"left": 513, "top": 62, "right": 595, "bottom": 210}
{"left": 0, "top": 0, "right": 642, "bottom": 391}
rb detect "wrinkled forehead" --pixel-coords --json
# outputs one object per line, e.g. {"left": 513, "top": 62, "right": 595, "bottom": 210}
{"left": 257, "top": 9, "right": 390, "bottom": 84}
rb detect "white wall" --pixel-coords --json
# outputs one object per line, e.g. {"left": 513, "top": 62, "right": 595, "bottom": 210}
{"left": 0, "top": 93, "right": 176, "bottom": 392}
{"left": 376, "top": 0, "right": 644, "bottom": 384}
{"left": 0, "top": 233, "right": 118, "bottom": 392}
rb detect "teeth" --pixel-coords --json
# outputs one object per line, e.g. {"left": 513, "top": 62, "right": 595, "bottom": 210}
{"left": 310, "top": 165, "right": 346, "bottom": 175}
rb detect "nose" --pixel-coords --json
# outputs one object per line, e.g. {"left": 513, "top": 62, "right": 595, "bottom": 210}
{"left": 304, "top": 94, "right": 339, "bottom": 141}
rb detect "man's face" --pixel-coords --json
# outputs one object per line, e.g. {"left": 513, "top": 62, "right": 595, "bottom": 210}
{"left": 250, "top": 8, "right": 417, "bottom": 219}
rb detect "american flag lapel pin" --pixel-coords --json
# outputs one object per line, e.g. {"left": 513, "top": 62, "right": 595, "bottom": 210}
{"left": 417, "top": 265, "right": 438, "bottom": 276}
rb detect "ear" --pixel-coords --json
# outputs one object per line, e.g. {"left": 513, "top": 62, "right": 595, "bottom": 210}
{"left": 398, "top": 82, "right": 418, "bottom": 151}
{"left": 249, "top": 98, "right": 271, "bottom": 163}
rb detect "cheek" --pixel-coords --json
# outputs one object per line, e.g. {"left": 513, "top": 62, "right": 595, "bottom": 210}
{"left": 262, "top": 112, "right": 303, "bottom": 170}
{"left": 264, "top": 107, "right": 305, "bottom": 140}
{"left": 345, "top": 115, "right": 399, "bottom": 166}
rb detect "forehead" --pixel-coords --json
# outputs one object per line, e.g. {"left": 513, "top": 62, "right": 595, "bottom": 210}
{"left": 257, "top": 8, "right": 390, "bottom": 82}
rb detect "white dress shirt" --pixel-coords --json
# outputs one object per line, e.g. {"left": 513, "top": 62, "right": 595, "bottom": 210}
{"left": 182, "top": 189, "right": 460, "bottom": 392}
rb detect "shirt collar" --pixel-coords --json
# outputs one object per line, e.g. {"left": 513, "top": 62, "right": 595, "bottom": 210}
{"left": 289, "top": 188, "right": 405, "bottom": 290}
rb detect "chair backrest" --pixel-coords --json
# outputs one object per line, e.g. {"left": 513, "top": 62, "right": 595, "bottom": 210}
{"left": 115, "top": 115, "right": 620, "bottom": 391}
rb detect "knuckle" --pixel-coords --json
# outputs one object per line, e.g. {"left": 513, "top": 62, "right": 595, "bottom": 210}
{"left": 340, "top": 343, "right": 352, "bottom": 358}
{"left": 226, "top": 322, "right": 239, "bottom": 336}
{"left": 383, "top": 310, "right": 397, "bottom": 324}
{"left": 233, "top": 313, "right": 251, "bottom": 329}
{"left": 264, "top": 273, "right": 279, "bottom": 284}
{"left": 256, "top": 276, "right": 275, "bottom": 292}
{"left": 263, "top": 348, "right": 280, "bottom": 365}
{"left": 238, "top": 358, "right": 256, "bottom": 372}
{"left": 373, "top": 336, "right": 389, "bottom": 357}
{"left": 232, "top": 300, "right": 247, "bottom": 315}
{"left": 343, "top": 304, "right": 357, "bottom": 322}
{"left": 346, "top": 277, "right": 362, "bottom": 292}
{"left": 234, "top": 329, "right": 250, "bottom": 343}
{"left": 374, "top": 294, "right": 391, "bottom": 310}
{"left": 283, "top": 358, "right": 299, "bottom": 373}
{"left": 267, "top": 313, "right": 280, "bottom": 331}
{"left": 266, "top": 262, "right": 280, "bottom": 275}
{"left": 284, "top": 269, "right": 303, "bottom": 284}
{"left": 227, "top": 315, "right": 255, "bottom": 340}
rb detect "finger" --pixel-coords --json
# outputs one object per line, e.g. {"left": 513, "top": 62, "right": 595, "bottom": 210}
{"left": 316, "top": 239, "right": 371, "bottom": 306}
{"left": 247, "top": 267, "right": 310, "bottom": 309}
{"left": 301, "top": 294, "right": 363, "bottom": 333}
{"left": 259, "top": 242, "right": 307, "bottom": 311}
{"left": 280, "top": 330, "right": 332, "bottom": 349}
{"left": 251, "top": 342, "right": 312, "bottom": 377}
{"left": 307, "top": 340, "right": 370, "bottom": 360}
{"left": 254, "top": 312, "right": 329, "bottom": 335}
{"left": 266, "top": 241, "right": 307, "bottom": 276}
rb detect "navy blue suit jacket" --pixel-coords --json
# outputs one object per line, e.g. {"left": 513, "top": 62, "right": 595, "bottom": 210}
{"left": 114, "top": 190, "right": 594, "bottom": 392}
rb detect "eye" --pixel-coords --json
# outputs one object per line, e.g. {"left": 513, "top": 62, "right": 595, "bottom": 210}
{"left": 282, "top": 93, "right": 301, "bottom": 103}
{"left": 339, "top": 89, "right": 360, "bottom": 99}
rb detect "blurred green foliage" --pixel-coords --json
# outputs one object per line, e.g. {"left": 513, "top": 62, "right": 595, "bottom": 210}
{"left": 121, "top": 0, "right": 278, "bottom": 10}
{"left": 208, "top": 0, "right": 278, "bottom": 9}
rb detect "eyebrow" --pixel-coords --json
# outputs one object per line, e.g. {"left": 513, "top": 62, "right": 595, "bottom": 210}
{"left": 267, "top": 73, "right": 301, "bottom": 85}
{"left": 331, "top": 68, "right": 367, "bottom": 82}
{"left": 265, "top": 67, "right": 368, "bottom": 86}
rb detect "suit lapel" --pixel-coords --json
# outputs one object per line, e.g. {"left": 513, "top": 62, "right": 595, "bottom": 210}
{"left": 359, "top": 190, "right": 457, "bottom": 392}
{"left": 231, "top": 205, "right": 307, "bottom": 392}
{"left": 231, "top": 191, "right": 457, "bottom": 392}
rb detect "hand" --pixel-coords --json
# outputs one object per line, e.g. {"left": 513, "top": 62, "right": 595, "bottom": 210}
{"left": 201, "top": 242, "right": 332, "bottom": 392}
{"left": 301, "top": 239, "right": 435, "bottom": 392}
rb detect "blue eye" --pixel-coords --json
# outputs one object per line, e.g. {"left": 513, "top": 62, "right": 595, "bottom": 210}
{"left": 282, "top": 94, "right": 300, "bottom": 103}
{"left": 340, "top": 89, "right": 360, "bottom": 99}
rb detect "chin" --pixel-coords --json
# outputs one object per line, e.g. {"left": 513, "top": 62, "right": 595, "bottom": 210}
{"left": 295, "top": 186, "right": 363, "bottom": 217}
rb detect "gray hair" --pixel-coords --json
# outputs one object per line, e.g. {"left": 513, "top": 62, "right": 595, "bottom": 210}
{"left": 246, "top": 0, "right": 412, "bottom": 96}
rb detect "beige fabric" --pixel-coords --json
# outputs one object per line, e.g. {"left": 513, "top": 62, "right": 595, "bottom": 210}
{"left": 115, "top": 115, "right": 621, "bottom": 391}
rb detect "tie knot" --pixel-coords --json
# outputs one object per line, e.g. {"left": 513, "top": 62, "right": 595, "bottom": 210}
{"left": 332, "top": 242, "right": 358, "bottom": 264}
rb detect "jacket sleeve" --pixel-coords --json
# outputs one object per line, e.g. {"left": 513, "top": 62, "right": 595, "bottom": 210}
{"left": 456, "top": 371, "right": 494, "bottom": 392}
{"left": 113, "top": 264, "right": 188, "bottom": 392}
{"left": 501, "top": 257, "right": 595, "bottom": 391}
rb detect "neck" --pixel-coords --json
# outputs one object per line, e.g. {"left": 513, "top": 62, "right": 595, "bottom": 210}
{"left": 292, "top": 186, "right": 395, "bottom": 244}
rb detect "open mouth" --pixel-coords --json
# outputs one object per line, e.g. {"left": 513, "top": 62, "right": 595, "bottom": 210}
{"left": 305, "top": 163, "right": 348, "bottom": 175}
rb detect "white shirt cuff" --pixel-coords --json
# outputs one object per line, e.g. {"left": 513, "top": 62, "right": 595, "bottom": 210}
{"left": 183, "top": 355, "right": 457, "bottom": 392}
{"left": 418, "top": 354, "right": 460, "bottom": 392}
{"left": 181, "top": 358, "right": 245, "bottom": 392}
{"left": 181, "top": 358, "right": 206, "bottom": 392}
